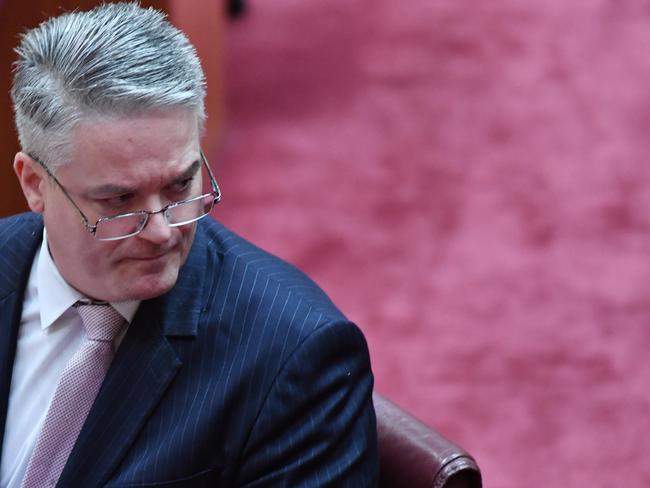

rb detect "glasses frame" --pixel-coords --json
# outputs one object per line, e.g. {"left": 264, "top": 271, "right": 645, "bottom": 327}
{"left": 30, "top": 150, "right": 222, "bottom": 241}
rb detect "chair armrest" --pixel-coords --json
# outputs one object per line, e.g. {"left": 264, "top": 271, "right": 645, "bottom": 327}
{"left": 373, "top": 393, "right": 482, "bottom": 488}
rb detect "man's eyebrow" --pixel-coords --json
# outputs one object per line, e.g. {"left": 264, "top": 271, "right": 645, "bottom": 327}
{"left": 86, "top": 183, "right": 137, "bottom": 198}
{"left": 170, "top": 159, "right": 201, "bottom": 184}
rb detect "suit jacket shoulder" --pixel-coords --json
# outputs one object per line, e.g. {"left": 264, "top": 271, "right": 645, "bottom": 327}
{"left": 0, "top": 212, "right": 43, "bottom": 300}
{"left": 196, "top": 217, "right": 348, "bottom": 324}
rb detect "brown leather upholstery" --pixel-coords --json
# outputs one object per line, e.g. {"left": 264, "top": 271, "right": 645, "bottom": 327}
{"left": 374, "top": 393, "right": 482, "bottom": 488}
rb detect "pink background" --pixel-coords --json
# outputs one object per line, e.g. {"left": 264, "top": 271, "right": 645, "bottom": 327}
{"left": 216, "top": 1, "right": 650, "bottom": 486}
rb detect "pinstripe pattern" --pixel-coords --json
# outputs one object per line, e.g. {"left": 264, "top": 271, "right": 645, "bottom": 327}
{"left": 0, "top": 213, "right": 378, "bottom": 487}
{"left": 0, "top": 213, "right": 43, "bottom": 463}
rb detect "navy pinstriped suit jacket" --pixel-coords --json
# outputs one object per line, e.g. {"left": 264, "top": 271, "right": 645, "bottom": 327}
{"left": 0, "top": 212, "right": 378, "bottom": 487}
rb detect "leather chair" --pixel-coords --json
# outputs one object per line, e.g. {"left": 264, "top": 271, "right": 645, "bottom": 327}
{"left": 374, "top": 393, "right": 482, "bottom": 488}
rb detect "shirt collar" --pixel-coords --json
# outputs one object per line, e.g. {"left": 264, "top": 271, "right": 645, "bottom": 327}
{"left": 37, "top": 228, "right": 140, "bottom": 329}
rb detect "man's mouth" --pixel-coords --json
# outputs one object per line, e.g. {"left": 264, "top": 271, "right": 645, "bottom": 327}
{"left": 117, "top": 241, "right": 181, "bottom": 263}
{"left": 126, "top": 247, "right": 176, "bottom": 261}
{"left": 135, "top": 254, "right": 166, "bottom": 261}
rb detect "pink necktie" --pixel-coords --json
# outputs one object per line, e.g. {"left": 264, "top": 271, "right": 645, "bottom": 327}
{"left": 21, "top": 303, "right": 126, "bottom": 488}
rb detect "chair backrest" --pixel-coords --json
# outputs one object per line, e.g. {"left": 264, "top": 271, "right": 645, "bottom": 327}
{"left": 374, "top": 393, "right": 482, "bottom": 488}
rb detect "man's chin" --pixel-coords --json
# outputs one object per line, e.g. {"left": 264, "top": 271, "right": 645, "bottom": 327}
{"left": 112, "top": 253, "right": 184, "bottom": 300}
{"left": 124, "top": 274, "right": 179, "bottom": 301}
{"left": 111, "top": 264, "right": 180, "bottom": 301}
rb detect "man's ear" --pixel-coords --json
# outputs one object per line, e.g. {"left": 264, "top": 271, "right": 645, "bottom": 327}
{"left": 13, "top": 152, "right": 46, "bottom": 213}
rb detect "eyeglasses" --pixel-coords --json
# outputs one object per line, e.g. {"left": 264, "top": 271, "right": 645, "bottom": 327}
{"left": 31, "top": 150, "right": 222, "bottom": 241}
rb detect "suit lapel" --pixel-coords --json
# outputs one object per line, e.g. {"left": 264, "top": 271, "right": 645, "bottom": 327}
{"left": 0, "top": 214, "right": 43, "bottom": 461}
{"left": 57, "top": 224, "right": 213, "bottom": 487}
{"left": 0, "top": 291, "right": 26, "bottom": 454}
{"left": 58, "top": 299, "right": 183, "bottom": 487}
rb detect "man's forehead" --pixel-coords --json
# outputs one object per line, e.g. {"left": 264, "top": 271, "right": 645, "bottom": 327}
{"left": 70, "top": 109, "right": 199, "bottom": 147}
{"left": 63, "top": 110, "right": 200, "bottom": 164}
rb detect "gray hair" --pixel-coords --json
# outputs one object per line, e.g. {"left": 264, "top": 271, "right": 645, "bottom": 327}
{"left": 11, "top": 2, "right": 206, "bottom": 169}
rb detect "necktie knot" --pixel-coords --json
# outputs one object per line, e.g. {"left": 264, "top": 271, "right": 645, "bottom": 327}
{"left": 75, "top": 302, "right": 125, "bottom": 342}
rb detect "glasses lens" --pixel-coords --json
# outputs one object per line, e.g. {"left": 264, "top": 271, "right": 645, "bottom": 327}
{"left": 166, "top": 194, "right": 216, "bottom": 227}
{"left": 95, "top": 213, "right": 147, "bottom": 240}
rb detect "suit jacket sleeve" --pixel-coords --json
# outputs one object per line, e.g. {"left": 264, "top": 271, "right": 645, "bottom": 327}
{"left": 234, "top": 319, "right": 378, "bottom": 487}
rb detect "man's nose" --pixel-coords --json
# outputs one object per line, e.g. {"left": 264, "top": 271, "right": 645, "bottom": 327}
{"left": 138, "top": 209, "right": 173, "bottom": 244}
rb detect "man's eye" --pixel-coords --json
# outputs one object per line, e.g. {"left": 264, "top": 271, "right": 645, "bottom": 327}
{"left": 171, "top": 177, "right": 194, "bottom": 193}
{"left": 100, "top": 194, "right": 133, "bottom": 208}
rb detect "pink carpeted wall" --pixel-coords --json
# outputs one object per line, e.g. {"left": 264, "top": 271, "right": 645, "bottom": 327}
{"left": 216, "top": 1, "right": 650, "bottom": 486}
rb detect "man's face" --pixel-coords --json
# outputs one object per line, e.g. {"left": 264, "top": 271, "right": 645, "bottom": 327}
{"left": 36, "top": 109, "right": 202, "bottom": 302}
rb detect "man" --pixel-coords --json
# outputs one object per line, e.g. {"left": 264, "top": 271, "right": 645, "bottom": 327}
{"left": 0, "top": 3, "right": 378, "bottom": 487}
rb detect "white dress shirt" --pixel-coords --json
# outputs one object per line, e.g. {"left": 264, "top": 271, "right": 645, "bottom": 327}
{"left": 0, "top": 230, "right": 139, "bottom": 488}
